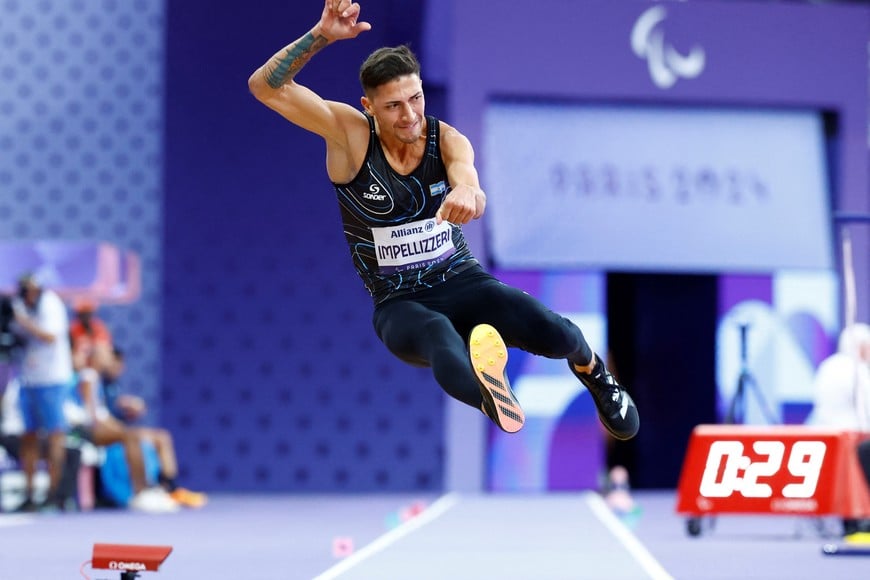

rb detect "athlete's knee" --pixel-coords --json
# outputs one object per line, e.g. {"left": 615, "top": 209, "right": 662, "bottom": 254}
{"left": 121, "top": 429, "right": 140, "bottom": 446}
{"left": 427, "top": 331, "right": 483, "bottom": 406}
{"left": 527, "top": 316, "right": 586, "bottom": 356}
{"left": 420, "top": 314, "right": 455, "bottom": 340}
{"left": 431, "top": 355, "right": 482, "bottom": 408}
{"left": 379, "top": 305, "right": 455, "bottom": 362}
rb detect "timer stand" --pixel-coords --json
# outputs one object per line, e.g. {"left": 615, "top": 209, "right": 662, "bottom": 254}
{"left": 687, "top": 323, "right": 778, "bottom": 536}
{"left": 678, "top": 427, "right": 870, "bottom": 539}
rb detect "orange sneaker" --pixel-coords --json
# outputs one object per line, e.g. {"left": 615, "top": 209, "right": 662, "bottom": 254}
{"left": 169, "top": 488, "right": 208, "bottom": 508}
{"left": 469, "top": 323, "right": 524, "bottom": 433}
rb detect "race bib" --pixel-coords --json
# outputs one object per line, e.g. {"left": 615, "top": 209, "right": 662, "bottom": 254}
{"left": 371, "top": 218, "right": 455, "bottom": 274}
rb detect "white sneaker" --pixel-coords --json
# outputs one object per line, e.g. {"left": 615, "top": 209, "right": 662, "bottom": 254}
{"left": 129, "top": 487, "right": 180, "bottom": 514}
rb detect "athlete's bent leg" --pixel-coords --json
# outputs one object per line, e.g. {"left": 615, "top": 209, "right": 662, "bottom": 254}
{"left": 465, "top": 277, "right": 639, "bottom": 440}
{"left": 373, "top": 299, "right": 482, "bottom": 408}
{"left": 463, "top": 278, "right": 594, "bottom": 365}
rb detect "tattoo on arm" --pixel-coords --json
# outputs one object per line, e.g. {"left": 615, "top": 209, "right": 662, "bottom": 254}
{"left": 264, "top": 32, "right": 329, "bottom": 89}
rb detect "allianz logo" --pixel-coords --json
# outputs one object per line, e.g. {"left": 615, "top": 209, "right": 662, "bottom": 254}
{"left": 631, "top": 5, "right": 705, "bottom": 89}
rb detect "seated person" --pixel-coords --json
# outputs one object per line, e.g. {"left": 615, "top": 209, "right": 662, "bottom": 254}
{"left": 68, "top": 343, "right": 180, "bottom": 513}
{"left": 69, "top": 298, "right": 113, "bottom": 360}
{"left": 100, "top": 346, "right": 149, "bottom": 424}
{"left": 808, "top": 323, "right": 870, "bottom": 535}
{"left": 99, "top": 346, "right": 206, "bottom": 508}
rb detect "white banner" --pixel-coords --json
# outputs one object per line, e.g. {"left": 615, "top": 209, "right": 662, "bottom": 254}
{"left": 483, "top": 103, "right": 833, "bottom": 272}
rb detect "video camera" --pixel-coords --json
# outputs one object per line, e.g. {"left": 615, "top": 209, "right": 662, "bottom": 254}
{"left": 0, "top": 295, "right": 24, "bottom": 360}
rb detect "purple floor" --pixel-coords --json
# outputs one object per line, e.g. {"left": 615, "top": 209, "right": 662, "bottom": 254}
{"left": 0, "top": 491, "right": 866, "bottom": 579}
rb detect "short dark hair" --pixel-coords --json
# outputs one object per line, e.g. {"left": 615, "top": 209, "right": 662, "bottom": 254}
{"left": 17, "top": 272, "right": 40, "bottom": 298}
{"left": 359, "top": 45, "right": 421, "bottom": 95}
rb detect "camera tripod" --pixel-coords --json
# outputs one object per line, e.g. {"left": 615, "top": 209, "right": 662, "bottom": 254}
{"left": 724, "top": 323, "right": 777, "bottom": 425}
{"left": 687, "top": 323, "right": 779, "bottom": 536}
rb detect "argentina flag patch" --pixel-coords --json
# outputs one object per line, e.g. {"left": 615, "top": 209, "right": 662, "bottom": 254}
{"left": 429, "top": 181, "right": 447, "bottom": 196}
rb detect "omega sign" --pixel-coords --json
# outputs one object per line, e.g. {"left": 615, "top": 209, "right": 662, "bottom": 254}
{"left": 630, "top": 6, "right": 706, "bottom": 89}
{"left": 109, "top": 560, "right": 147, "bottom": 571}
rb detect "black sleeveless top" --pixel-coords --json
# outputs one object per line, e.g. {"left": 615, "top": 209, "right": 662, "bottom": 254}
{"left": 332, "top": 114, "right": 478, "bottom": 304}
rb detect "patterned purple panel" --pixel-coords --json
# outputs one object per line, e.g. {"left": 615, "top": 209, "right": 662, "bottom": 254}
{"left": 0, "top": 0, "right": 164, "bottom": 416}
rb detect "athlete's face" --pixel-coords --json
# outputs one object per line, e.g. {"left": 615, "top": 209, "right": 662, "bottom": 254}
{"left": 363, "top": 74, "right": 425, "bottom": 145}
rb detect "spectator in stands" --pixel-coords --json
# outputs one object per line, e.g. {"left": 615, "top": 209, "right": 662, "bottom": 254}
{"left": 101, "top": 346, "right": 207, "bottom": 508}
{"left": 8, "top": 273, "right": 72, "bottom": 512}
{"left": 69, "top": 345, "right": 180, "bottom": 513}
{"left": 68, "top": 303, "right": 206, "bottom": 510}
{"left": 100, "top": 345, "right": 147, "bottom": 424}
{"left": 808, "top": 322, "right": 870, "bottom": 536}
{"left": 69, "top": 297, "right": 113, "bottom": 372}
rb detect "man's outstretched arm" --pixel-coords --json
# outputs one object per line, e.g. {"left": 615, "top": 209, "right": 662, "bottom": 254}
{"left": 247, "top": 0, "right": 371, "bottom": 141}
{"left": 259, "top": 31, "right": 330, "bottom": 91}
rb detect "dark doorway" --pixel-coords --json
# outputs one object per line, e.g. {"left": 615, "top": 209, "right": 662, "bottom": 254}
{"left": 605, "top": 273, "right": 719, "bottom": 489}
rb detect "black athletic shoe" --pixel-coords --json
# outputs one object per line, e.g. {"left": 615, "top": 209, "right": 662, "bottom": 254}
{"left": 570, "top": 355, "right": 639, "bottom": 440}
{"left": 14, "top": 498, "right": 40, "bottom": 513}
{"left": 469, "top": 323, "right": 525, "bottom": 433}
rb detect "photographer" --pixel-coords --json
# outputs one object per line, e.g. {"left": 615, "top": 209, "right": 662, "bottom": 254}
{"left": 7, "top": 273, "right": 73, "bottom": 512}
{"left": 0, "top": 293, "right": 24, "bottom": 388}
{"left": 0, "top": 293, "right": 24, "bottom": 475}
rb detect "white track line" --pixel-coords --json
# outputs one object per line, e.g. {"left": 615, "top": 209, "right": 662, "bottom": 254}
{"left": 312, "top": 493, "right": 460, "bottom": 580}
{"left": 585, "top": 491, "right": 674, "bottom": 580}
{"left": 0, "top": 514, "right": 35, "bottom": 527}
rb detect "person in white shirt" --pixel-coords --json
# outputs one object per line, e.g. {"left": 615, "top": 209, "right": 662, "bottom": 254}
{"left": 810, "top": 323, "right": 870, "bottom": 429}
{"left": 9, "top": 273, "right": 73, "bottom": 511}
{"left": 808, "top": 322, "right": 870, "bottom": 535}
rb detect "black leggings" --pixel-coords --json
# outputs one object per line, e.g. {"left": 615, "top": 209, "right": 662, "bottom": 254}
{"left": 372, "top": 265, "right": 593, "bottom": 408}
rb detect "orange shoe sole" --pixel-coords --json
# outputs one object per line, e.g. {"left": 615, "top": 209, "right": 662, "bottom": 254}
{"left": 469, "top": 324, "right": 525, "bottom": 433}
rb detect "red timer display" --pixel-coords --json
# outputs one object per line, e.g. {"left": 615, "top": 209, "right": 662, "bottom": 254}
{"left": 676, "top": 425, "right": 870, "bottom": 518}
